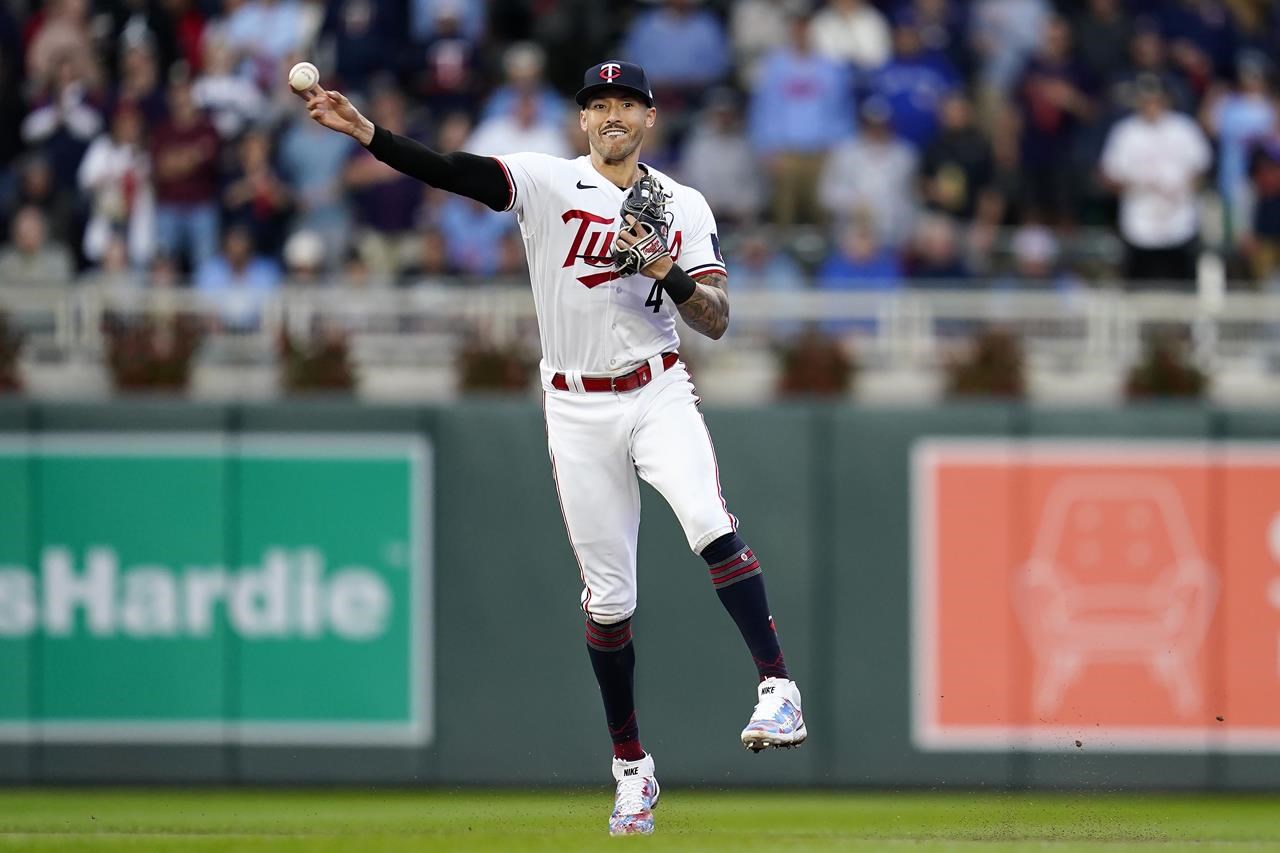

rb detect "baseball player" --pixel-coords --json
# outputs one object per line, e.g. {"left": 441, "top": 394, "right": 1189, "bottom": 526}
{"left": 295, "top": 60, "right": 805, "bottom": 836}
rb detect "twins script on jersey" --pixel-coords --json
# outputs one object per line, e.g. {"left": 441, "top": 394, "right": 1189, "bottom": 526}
{"left": 492, "top": 154, "right": 727, "bottom": 384}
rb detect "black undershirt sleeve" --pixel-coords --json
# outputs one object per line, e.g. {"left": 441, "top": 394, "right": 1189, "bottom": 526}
{"left": 364, "top": 124, "right": 512, "bottom": 212}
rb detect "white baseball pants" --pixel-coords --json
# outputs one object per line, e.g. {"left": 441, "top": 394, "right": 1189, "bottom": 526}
{"left": 544, "top": 360, "right": 737, "bottom": 624}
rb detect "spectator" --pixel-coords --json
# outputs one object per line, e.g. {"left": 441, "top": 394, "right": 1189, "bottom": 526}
{"left": 25, "top": 0, "right": 103, "bottom": 99}
{"left": 748, "top": 13, "right": 855, "bottom": 227}
{"left": 1163, "top": 0, "right": 1240, "bottom": 82}
{"left": 435, "top": 109, "right": 473, "bottom": 152}
{"left": 1100, "top": 74, "right": 1211, "bottom": 286}
{"left": 728, "top": 0, "right": 793, "bottom": 87}
{"left": 163, "top": 0, "right": 208, "bottom": 74}
{"left": 104, "top": 0, "right": 205, "bottom": 77}
{"left": 622, "top": 0, "right": 729, "bottom": 113}
{"left": 433, "top": 195, "right": 517, "bottom": 277}
{"left": 819, "top": 96, "right": 919, "bottom": 248}
{"left": 481, "top": 42, "right": 567, "bottom": 128}
{"left": 222, "top": 129, "right": 294, "bottom": 257}
{"left": 904, "top": 213, "right": 969, "bottom": 282}
{"left": 808, "top": 0, "right": 891, "bottom": 72}
{"left": 1011, "top": 15, "right": 1094, "bottom": 225}
{"left": 0, "top": 206, "right": 74, "bottom": 286}
{"left": 722, "top": 230, "right": 804, "bottom": 339}
{"left": 112, "top": 39, "right": 167, "bottom": 126}
{"left": 277, "top": 107, "right": 356, "bottom": 262}
{"left": 282, "top": 228, "right": 326, "bottom": 284}
{"left": 195, "top": 224, "right": 282, "bottom": 328}
{"left": 1202, "top": 51, "right": 1276, "bottom": 243}
{"left": 920, "top": 92, "right": 1002, "bottom": 226}
{"left": 3, "top": 155, "right": 76, "bottom": 249}
{"left": 866, "top": 11, "right": 958, "bottom": 149}
{"left": 466, "top": 90, "right": 571, "bottom": 158}
{"left": 322, "top": 0, "right": 407, "bottom": 94}
{"left": 816, "top": 219, "right": 902, "bottom": 292}
{"left": 998, "top": 222, "right": 1081, "bottom": 291}
{"left": 220, "top": 0, "right": 311, "bottom": 90}
{"left": 78, "top": 106, "right": 156, "bottom": 269}
{"left": 400, "top": 229, "right": 450, "bottom": 284}
{"left": 408, "top": 0, "right": 484, "bottom": 44}
{"left": 402, "top": 2, "right": 483, "bottom": 117}
{"left": 79, "top": 234, "right": 144, "bottom": 287}
{"left": 150, "top": 78, "right": 222, "bottom": 273}
{"left": 0, "top": 3, "right": 21, "bottom": 84}
{"left": 1072, "top": 0, "right": 1131, "bottom": 89}
{"left": 341, "top": 246, "right": 379, "bottom": 288}
{"left": 148, "top": 251, "right": 181, "bottom": 290}
{"left": 345, "top": 88, "right": 429, "bottom": 276}
{"left": 902, "top": 0, "right": 969, "bottom": 77}
{"left": 1243, "top": 130, "right": 1280, "bottom": 282}
{"left": 728, "top": 230, "right": 806, "bottom": 296}
{"left": 20, "top": 57, "right": 104, "bottom": 194}
{"left": 676, "top": 88, "right": 764, "bottom": 227}
{"left": 815, "top": 220, "right": 902, "bottom": 334}
{"left": 192, "top": 37, "right": 268, "bottom": 141}
{"left": 1107, "top": 20, "right": 1196, "bottom": 117}
{"left": 0, "top": 50, "right": 25, "bottom": 181}
{"left": 970, "top": 0, "right": 1052, "bottom": 100}
{"left": 524, "top": 0, "right": 613, "bottom": 97}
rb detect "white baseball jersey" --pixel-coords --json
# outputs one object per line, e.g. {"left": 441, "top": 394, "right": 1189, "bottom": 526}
{"left": 487, "top": 151, "right": 735, "bottom": 622}
{"left": 491, "top": 153, "right": 727, "bottom": 385}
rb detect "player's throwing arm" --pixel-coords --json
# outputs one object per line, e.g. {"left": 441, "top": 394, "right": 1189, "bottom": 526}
{"left": 289, "top": 60, "right": 806, "bottom": 840}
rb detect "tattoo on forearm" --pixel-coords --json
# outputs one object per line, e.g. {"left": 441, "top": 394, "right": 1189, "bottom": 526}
{"left": 678, "top": 273, "right": 729, "bottom": 340}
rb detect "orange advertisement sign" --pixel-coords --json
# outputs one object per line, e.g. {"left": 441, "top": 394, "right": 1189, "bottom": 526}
{"left": 912, "top": 440, "right": 1280, "bottom": 752}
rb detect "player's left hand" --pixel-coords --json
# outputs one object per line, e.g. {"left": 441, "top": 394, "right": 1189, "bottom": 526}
{"left": 612, "top": 173, "right": 673, "bottom": 279}
{"left": 615, "top": 214, "right": 673, "bottom": 279}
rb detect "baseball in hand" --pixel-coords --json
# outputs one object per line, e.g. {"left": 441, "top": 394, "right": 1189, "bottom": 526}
{"left": 288, "top": 61, "right": 319, "bottom": 93}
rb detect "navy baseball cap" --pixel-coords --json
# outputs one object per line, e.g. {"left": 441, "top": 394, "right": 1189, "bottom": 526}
{"left": 575, "top": 60, "right": 654, "bottom": 107}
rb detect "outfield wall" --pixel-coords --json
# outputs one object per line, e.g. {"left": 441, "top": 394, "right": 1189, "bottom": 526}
{"left": 0, "top": 399, "right": 1278, "bottom": 790}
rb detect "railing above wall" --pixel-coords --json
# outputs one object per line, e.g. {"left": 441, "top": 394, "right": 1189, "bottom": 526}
{"left": 3, "top": 280, "right": 1280, "bottom": 403}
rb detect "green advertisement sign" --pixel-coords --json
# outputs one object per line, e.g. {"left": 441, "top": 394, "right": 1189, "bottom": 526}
{"left": 0, "top": 434, "right": 431, "bottom": 746}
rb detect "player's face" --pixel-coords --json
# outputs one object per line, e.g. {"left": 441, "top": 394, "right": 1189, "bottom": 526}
{"left": 580, "top": 94, "right": 655, "bottom": 163}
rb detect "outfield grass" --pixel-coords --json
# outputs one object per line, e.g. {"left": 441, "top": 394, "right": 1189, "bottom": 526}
{"left": 1, "top": 788, "right": 1278, "bottom": 851}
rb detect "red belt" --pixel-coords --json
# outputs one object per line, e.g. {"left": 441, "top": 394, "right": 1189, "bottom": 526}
{"left": 552, "top": 352, "right": 679, "bottom": 393}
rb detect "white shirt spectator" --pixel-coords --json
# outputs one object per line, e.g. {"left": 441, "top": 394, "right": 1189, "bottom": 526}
{"left": 465, "top": 115, "right": 570, "bottom": 158}
{"left": 678, "top": 101, "right": 764, "bottom": 224}
{"left": 729, "top": 0, "right": 791, "bottom": 87}
{"left": 78, "top": 133, "right": 156, "bottom": 267}
{"left": 809, "top": 0, "right": 891, "bottom": 71}
{"left": 819, "top": 130, "right": 919, "bottom": 247}
{"left": 1101, "top": 110, "right": 1211, "bottom": 248}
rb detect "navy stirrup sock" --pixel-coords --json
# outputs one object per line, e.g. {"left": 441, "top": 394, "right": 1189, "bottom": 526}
{"left": 585, "top": 617, "right": 644, "bottom": 761}
{"left": 702, "top": 532, "right": 790, "bottom": 681}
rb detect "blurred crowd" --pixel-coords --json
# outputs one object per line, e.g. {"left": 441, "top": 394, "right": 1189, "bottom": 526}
{"left": 0, "top": 0, "right": 1278, "bottom": 310}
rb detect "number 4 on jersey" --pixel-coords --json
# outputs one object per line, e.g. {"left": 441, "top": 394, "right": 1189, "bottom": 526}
{"left": 645, "top": 281, "right": 664, "bottom": 313}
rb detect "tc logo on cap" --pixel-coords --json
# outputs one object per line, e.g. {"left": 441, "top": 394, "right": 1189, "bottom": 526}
{"left": 599, "top": 63, "right": 622, "bottom": 82}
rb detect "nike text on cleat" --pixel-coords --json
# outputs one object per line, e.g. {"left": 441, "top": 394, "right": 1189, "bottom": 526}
{"left": 740, "top": 677, "right": 807, "bottom": 752}
{"left": 609, "top": 752, "right": 660, "bottom": 836}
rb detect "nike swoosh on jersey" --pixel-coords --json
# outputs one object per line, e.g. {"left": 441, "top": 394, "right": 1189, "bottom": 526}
{"left": 576, "top": 180, "right": 598, "bottom": 190}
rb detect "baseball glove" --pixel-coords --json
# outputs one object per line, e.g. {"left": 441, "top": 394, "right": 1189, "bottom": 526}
{"left": 612, "top": 173, "right": 673, "bottom": 277}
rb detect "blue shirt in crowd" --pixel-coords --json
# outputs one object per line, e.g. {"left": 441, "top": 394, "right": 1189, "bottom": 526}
{"left": 622, "top": 7, "right": 728, "bottom": 87}
{"left": 815, "top": 247, "right": 902, "bottom": 334}
{"left": 749, "top": 49, "right": 854, "bottom": 155}
{"left": 435, "top": 197, "right": 516, "bottom": 276}
{"left": 868, "top": 55, "right": 958, "bottom": 149}
{"left": 481, "top": 86, "right": 568, "bottom": 126}
{"left": 196, "top": 256, "right": 282, "bottom": 329}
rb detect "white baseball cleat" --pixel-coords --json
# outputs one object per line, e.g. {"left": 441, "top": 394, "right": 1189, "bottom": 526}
{"left": 608, "top": 752, "right": 660, "bottom": 836}
{"left": 741, "top": 677, "right": 807, "bottom": 752}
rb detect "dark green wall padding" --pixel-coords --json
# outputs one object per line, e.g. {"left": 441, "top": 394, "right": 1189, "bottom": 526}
{"left": 0, "top": 400, "right": 1275, "bottom": 790}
